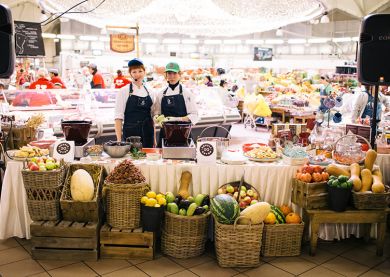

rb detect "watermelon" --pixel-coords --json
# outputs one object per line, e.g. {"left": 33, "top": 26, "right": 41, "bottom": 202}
{"left": 211, "top": 194, "right": 240, "bottom": 224}
{"left": 271, "top": 205, "right": 286, "bottom": 224}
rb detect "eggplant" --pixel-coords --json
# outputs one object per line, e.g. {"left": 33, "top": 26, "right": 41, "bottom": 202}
{"left": 193, "top": 207, "right": 205, "bottom": 215}
{"left": 179, "top": 199, "right": 191, "bottom": 210}
{"left": 201, "top": 195, "right": 210, "bottom": 206}
{"left": 174, "top": 195, "right": 183, "bottom": 205}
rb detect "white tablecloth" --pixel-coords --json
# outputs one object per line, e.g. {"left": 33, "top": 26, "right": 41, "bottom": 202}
{"left": 377, "top": 154, "right": 390, "bottom": 186}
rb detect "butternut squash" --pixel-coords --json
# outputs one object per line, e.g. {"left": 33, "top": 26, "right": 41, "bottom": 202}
{"left": 326, "top": 164, "right": 350, "bottom": 177}
{"left": 178, "top": 171, "right": 192, "bottom": 199}
{"left": 364, "top": 149, "right": 377, "bottom": 172}
{"left": 349, "top": 163, "right": 362, "bottom": 192}
{"left": 360, "top": 168, "right": 373, "bottom": 192}
{"left": 371, "top": 169, "right": 385, "bottom": 193}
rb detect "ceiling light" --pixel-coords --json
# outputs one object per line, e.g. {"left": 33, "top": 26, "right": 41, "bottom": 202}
{"left": 79, "top": 35, "right": 98, "bottom": 41}
{"left": 276, "top": 28, "right": 283, "bottom": 37}
{"left": 332, "top": 37, "right": 352, "bottom": 42}
{"left": 53, "top": 38, "right": 59, "bottom": 42}
{"left": 182, "top": 39, "right": 199, "bottom": 44}
{"left": 313, "top": 19, "right": 320, "bottom": 24}
{"left": 265, "top": 39, "right": 284, "bottom": 44}
{"left": 42, "top": 33, "right": 56, "bottom": 38}
{"left": 204, "top": 39, "right": 222, "bottom": 45}
{"left": 56, "top": 34, "right": 76, "bottom": 40}
{"left": 320, "top": 12, "right": 330, "bottom": 24}
{"left": 223, "top": 39, "right": 242, "bottom": 44}
{"left": 287, "top": 39, "right": 306, "bottom": 44}
{"left": 352, "top": 37, "right": 359, "bottom": 42}
{"left": 307, "top": 37, "right": 330, "bottom": 43}
{"left": 162, "top": 38, "right": 181, "bottom": 44}
{"left": 245, "top": 39, "right": 264, "bottom": 44}
{"left": 141, "top": 38, "right": 159, "bottom": 43}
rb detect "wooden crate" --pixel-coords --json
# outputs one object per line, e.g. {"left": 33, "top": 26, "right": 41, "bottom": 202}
{"left": 292, "top": 178, "right": 328, "bottom": 209}
{"left": 100, "top": 224, "right": 154, "bottom": 260}
{"left": 30, "top": 220, "right": 99, "bottom": 261}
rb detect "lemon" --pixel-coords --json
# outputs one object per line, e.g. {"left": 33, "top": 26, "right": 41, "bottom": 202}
{"left": 145, "top": 198, "right": 157, "bottom": 207}
{"left": 140, "top": 196, "right": 148, "bottom": 204}
{"left": 158, "top": 198, "right": 167, "bottom": 206}
{"left": 156, "top": 193, "right": 164, "bottom": 200}
{"left": 154, "top": 204, "right": 161, "bottom": 208}
{"left": 146, "top": 191, "right": 157, "bottom": 199}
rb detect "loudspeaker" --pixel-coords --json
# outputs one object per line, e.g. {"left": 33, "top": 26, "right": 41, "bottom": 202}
{"left": 0, "top": 4, "right": 15, "bottom": 79}
{"left": 358, "top": 14, "right": 390, "bottom": 85}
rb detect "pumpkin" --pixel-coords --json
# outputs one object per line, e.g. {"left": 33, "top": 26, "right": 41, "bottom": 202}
{"left": 301, "top": 173, "right": 312, "bottom": 183}
{"left": 238, "top": 202, "right": 271, "bottom": 225}
{"left": 70, "top": 169, "right": 95, "bottom": 201}
{"left": 296, "top": 172, "right": 302, "bottom": 180}
{"left": 178, "top": 171, "right": 192, "bottom": 199}
{"left": 312, "top": 172, "right": 322, "bottom": 182}
{"left": 371, "top": 170, "right": 385, "bottom": 193}
{"left": 321, "top": 172, "right": 329, "bottom": 181}
{"left": 360, "top": 168, "right": 373, "bottom": 192}
{"left": 326, "top": 164, "right": 351, "bottom": 177}
{"left": 313, "top": 165, "right": 323, "bottom": 173}
{"left": 285, "top": 213, "right": 301, "bottom": 224}
{"left": 364, "top": 149, "right": 377, "bottom": 172}
{"left": 279, "top": 205, "right": 292, "bottom": 217}
{"left": 349, "top": 163, "right": 362, "bottom": 192}
{"left": 264, "top": 212, "right": 276, "bottom": 224}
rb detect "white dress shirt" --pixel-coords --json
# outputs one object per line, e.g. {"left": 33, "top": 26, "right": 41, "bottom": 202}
{"left": 154, "top": 84, "right": 199, "bottom": 124}
{"left": 114, "top": 83, "right": 156, "bottom": 120}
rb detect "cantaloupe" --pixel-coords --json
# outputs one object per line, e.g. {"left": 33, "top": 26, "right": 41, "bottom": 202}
{"left": 70, "top": 169, "right": 95, "bottom": 201}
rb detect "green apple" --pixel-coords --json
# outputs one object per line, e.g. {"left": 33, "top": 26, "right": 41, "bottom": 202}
{"left": 250, "top": 199, "right": 259, "bottom": 205}
{"left": 45, "top": 162, "right": 56, "bottom": 170}
{"left": 246, "top": 189, "right": 254, "bottom": 197}
{"left": 239, "top": 190, "right": 247, "bottom": 198}
{"left": 240, "top": 186, "right": 247, "bottom": 192}
{"left": 39, "top": 165, "right": 47, "bottom": 171}
{"left": 226, "top": 185, "right": 234, "bottom": 193}
{"left": 30, "top": 157, "right": 38, "bottom": 163}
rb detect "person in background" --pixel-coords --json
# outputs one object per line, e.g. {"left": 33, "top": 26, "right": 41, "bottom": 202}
{"left": 16, "top": 68, "right": 26, "bottom": 88}
{"left": 351, "top": 85, "right": 390, "bottom": 123}
{"left": 204, "top": 75, "right": 213, "bottom": 87}
{"left": 154, "top": 62, "right": 198, "bottom": 147}
{"left": 318, "top": 74, "right": 333, "bottom": 113}
{"left": 29, "top": 68, "right": 54, "bottom": 89}
{"left": 113, "top": 69, "right": 130, "bottom": 89}
{"left": 49, "top": 68, "right": 66, "bottom": 89}
{"left": 114, "top": 58, "right": 155, "bottom": 147}
{"left": 88, "top": 63, "right": 105, "bottom": 89}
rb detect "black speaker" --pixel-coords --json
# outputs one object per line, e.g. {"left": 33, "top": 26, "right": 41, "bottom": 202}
{"left": 358, "top": 14, "right": 390, "bottom": 85}
{"left": 0, "top": 4, "right": 15, "bottom": 79}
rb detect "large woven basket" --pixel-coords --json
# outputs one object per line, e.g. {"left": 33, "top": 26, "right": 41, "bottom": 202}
{"left": 214, "top": 216, "right": 263, "bottom": 268}
{"left": 161, "top": 231, "right": 207, "bottom": 259}
{"left": 261, "top": 223, "right": 305, "bottom": 257}
{"left": 60, "top": 163, "right": 104, "bottom": 222}
{"left": 163, "top": 210, "right": 210, "bottom": 237}
{"left": 22, "top": 161, "right": 67, "bottom": 189}
{"left": 103, "top": 182, "right": 150, "bottom": 229}
{"left": 352, "top": 187, "right": 390, "bottom": 210}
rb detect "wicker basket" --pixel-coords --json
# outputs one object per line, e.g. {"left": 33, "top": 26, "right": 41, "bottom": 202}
{"left": 60, "top": 164, "right": 104, "bottom": 222}
{"left": 163, "top": 210, "right": 210, "bottom": 237}
{"left": 352, "top": 186, "right": 390, "bottom": 210}
{"left": 261, "top": 223, "right": 305, "bottom": 257}
{"left": 161, "top": 231, "right": 207, "bottom": 259}
{"left": 214, "top": 216, "right": 263, "bottom": 268}
{"left": 25, "top": 185, "right": 63, "bottom": 221}
{"left": 22, "top": 161, "right": 67, "bottom": 189}
{"left": 103, "top": 182, "right": 150, "bottom": 229}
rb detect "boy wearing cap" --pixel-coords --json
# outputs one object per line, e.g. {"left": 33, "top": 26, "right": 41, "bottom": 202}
{"left": 49, "top": 69, "right": 66, "bottom": 89}
{"left": 88, "top": 63, "right": 105, "bottom": 89}
{"left": 114, "top": 58, "right": 155, "bottom": 147}
{"left": 155, "top": 62, "right": 198, "bottom": 147}
{"left": 113, "top": 70, "right": 130, "bottom": 89}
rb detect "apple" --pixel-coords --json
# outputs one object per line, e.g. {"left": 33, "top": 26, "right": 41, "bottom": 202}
{"left": 239, "top": 201, "right": 247, "bottom": 209}
{"left": 217, "top": 188, "right": 224, "bottom": 195}
{"left": 250, "top": 199, "right": 259, "bottom": 205}
{"left": 39, "top": 165, "right": 47, "bottom": 171}
{"left": 234, "top": 186, "right": 238, "bottom": 192}
{"left": 46, "top": 157, "right": 55, "bottom": 163}
{"left": 45, "top": 162, "right": 56, "bottom": 170}
{"left": 233, "top": 192, "right": 239, "bottom": 199}
{"left": 240, "top": 186, "right": 247, "bottom": 192}
{"left": 243, "top": 196, "right": 252, "bottom": 204}
{"left": 240, "top": 190, "right": 246, "bottom": 198}
{"left": 27, "top": 161, "right": 35, "bottom": 168}
{"left": 226, "top": 185, "right": 234, "bottom": 193}
{"left": 30, "top": 157, "right": 38, "bottom": 163}
{"left": 30, "top": 164, "right": 39, "bottom": 171}
{"left": 247, "top": 189, "right": 254, "bottom": 197}
{"left": 253, "top": 192, "right": 259, "bottom": 199}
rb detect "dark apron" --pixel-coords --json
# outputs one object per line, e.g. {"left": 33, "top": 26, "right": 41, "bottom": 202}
{"left": 157, "top": 84, "right": 189, "bottom": 147}
{"left": 319, "top": 84, "right": 330, "bottom": 113}
{"left": 123, "top": 83, "right": 154, "bottom": 148}
{"left": 361, "top": 92, "right": 382, "bottom": 121}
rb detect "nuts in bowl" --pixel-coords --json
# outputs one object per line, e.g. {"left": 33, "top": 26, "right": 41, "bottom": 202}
{"left": 87, "top": 145, "right": 103, "bottom": 156}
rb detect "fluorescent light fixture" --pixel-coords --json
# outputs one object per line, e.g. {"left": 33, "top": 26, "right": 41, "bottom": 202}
{"left": 91, "top": 41, "right": 105, "bottom": 50}
{"left": 99, "top": 36, "right": 110, "bottom": 42}
{"left": 352, "top": 37, "right": 359, "bottom": 42}
{"left": 53, "top": 38, "right": 59, "bottom": 42}
{"left": 223, "top": 39, "right": 241, "bottom": 44}
{"left": 141, "top": 38, "right": 159, "bottom": 43}
{"left": 92, "top": 50, "right": 102, "bottom": 56}
{"left": 79, "top": 35, "right": 98, "bottom": 41}
{"left": 287, "top": 39, "right": 306, "bottom": 44}
{"left": 42, "top": 33, "right": 56, "bottom": 38}
{"left": 276, "top": 28, "right": 283, "bottom": 37}
{"left": 320, "top": 13, "right": 330, "bottom": 24}
{"left": 182, "top": 39, "right": 199, "bottom": 44}
{"left": 265, "top": 39, "right": 284, "bottom": 44}
{"left": 245, "top": 39, "right": 264, "bottom": 44}
{"left": 56, "top": 34, "right": 76, "bottom": 40}
{"left": 162, "top": 38, "right": 181, "bottom": 44}
{"left": 308, "top": 37, "right": 330, "bottom": 43}
{"left": 204, "top": 39, "right": 222, "bottom": 45}
{"left": 332, "top": 37, "right": 352, "bottom": 42}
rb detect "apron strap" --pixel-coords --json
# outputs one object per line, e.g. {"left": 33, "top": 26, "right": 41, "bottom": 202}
{"left": 143, "top": 85, "right": 150, "bottom": 96}
{"left": 129, "top": 83, "right": 133, "bottom": 95}
{"left": 163, "top": 86, "right": 169, "bottom": 96}
{"left": 179, "top": 84, "right": 183, "bottom": 95}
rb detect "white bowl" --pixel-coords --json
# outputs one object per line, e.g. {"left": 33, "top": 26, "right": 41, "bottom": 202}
{"left": 146, "top": 153, "right": 161, "bottom": 161}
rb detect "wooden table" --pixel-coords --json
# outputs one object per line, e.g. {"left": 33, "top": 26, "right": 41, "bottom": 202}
{"left": 306, "top": 209, "right": 388, "bottom": 256}
{"left": 271, "top": 107, "right": 290, "bottom": 123}
{"left": 292, "top": 114, "right": 316, "bottom": 124}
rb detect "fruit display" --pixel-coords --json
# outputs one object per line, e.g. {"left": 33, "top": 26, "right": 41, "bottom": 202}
{"left": 327, "top": 175, "right": 353, "bottom": 189}
{"left": 295, "top": 164, "right": 329, "bottom": 183}
{"left": 14, "top": 146, "right": 49, "bottom": 158}
{"left": 141, "top": 191, "right": 167, "bottom": 208}
{"left": 165, "top": 192, "right": 210, "bottom": 216}
{"left": 244, "top": 145, "right": 278, "bottom": 160}
{"left": 217, "top": 182, "right": 260, "bottom": 210}
{"left": 211, "top": 194, "right": 240, "bottom": 224}
{"left": 105, "top": 160, "right": 145, "bottom": 184}
{"left": 26, "top": 157, "right": 60, "bottom": 171}
{"left": 264, "top": 204, "right": 302, "bottom": 225}
{"left": 70, "top": 169, "right": 95, "bottom": 201}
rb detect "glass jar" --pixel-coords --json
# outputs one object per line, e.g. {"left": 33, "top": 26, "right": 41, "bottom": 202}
{"left": 127, "top": 136, "right": 142, "bottom": 152}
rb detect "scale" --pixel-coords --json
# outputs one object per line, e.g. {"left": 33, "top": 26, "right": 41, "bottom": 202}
{"left": 75, "top": 138, "right": 95, "bottom": 159}
{"left": 162, "top": 138, "right": 196, "bottom": 160}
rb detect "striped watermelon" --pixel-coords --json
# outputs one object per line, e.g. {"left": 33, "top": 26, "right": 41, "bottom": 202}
{"left": 271, "top": 205, "right": 286, "bottom": 224}
{"left": 211, "top": 194, "right": 239, "bottom": 224}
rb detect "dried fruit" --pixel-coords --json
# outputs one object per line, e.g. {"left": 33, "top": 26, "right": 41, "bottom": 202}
{"left": 105, "top": 160, "right": 145, "bottom": 184}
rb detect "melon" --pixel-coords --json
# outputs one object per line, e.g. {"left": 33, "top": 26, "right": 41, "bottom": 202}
{"left": 270, "top": 205, "right": 286, "bottom": 224}
{"left": 238, "top": 202, "right": 271, "bottom": 225}
{"left": 211, "top": 194, "right": 239, "bottom": 224}
{"left": 70, "top": 169, "right": 95, "bottom": 201}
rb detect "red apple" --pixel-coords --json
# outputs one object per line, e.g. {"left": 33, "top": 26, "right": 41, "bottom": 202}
{"left": 247, "top": 189, "right": 254, "bottom": 197}
{"left": 239, "top": 191, "right": 247, "bottom": 198}
{"left": 243, "top": 196, "right": 252, "bottom": 204}
{"left": 30, "top": 164, "right": 39, "bottom": 171}
{"left": 239, "top": 201, "right": 247, "bottom": 209}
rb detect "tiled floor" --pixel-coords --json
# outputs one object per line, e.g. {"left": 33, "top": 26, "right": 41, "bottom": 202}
{"left": 0, "top": 234, "right": 389, "bottom": 277}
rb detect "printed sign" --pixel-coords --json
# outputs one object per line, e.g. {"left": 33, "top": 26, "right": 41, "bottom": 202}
{"left": 197, "top": 141, "right": 217, "bottom": 164}
{"left": 53, "top": 140, "right": 74, "bottom": 162}
{"left": 110, "top": 34, "right": 135, "bottom": 53}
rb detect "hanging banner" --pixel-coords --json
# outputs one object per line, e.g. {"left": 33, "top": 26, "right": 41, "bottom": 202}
{"left": 110, "top": 34, "right": 135, "bottom": 53}
{"left": 14, "top": 21, "right": 45, "bottom": 57}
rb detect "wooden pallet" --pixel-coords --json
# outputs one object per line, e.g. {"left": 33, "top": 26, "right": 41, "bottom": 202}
{"left": 292, "top": 178, "right": 328, "bottom": 209}
{"left": 100, "top": 224, "right": 154, "bottom": 260}
{"left": 30, "top": 220, "right": 99, "bottom": 261}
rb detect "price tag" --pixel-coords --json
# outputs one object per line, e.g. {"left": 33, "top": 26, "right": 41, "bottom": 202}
{"left": 197, "top": 141, "right": 217, "bottom": 164}
{"left": 53, "top": 140, "right": 74, "bottom": 162}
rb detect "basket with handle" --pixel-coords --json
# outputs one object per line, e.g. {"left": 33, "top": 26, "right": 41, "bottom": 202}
{"left": 332, "top": 134, "right": 371, "bottom": 166}
{"left": 197, "top": 125, "right": 231, "bottom": 159}
{"left": 214, "top": 216, "right": 263, "bottom": 267}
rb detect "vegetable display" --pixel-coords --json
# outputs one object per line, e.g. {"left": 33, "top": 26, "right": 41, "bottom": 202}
{"left": 105, "top": 160, "right": 145, "bottom": 184}
{"left": 165, "top": 192, "right": 209, "bottom": 216}
{"left": 211, "top": 194, "right": 240, "bottom": 224}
